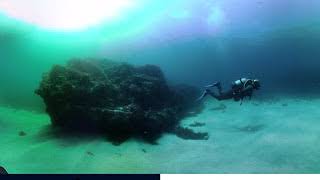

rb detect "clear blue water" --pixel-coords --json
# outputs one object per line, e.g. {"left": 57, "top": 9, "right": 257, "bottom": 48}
{"left": 0, "top": 0, "right": 320, "bottom": 173}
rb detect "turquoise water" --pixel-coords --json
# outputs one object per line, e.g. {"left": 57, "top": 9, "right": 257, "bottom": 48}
{"left": 0, "top": 0, "right": 320, "bottom": 173}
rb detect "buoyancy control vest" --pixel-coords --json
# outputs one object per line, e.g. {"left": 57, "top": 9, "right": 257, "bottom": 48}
{"left": 232, "top": 78, "right": 254, "bottom": 92}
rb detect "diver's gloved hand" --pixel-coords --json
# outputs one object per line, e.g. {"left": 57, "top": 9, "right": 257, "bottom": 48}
{"left": 205, "top": 82, "right": 220, "bottom": 88}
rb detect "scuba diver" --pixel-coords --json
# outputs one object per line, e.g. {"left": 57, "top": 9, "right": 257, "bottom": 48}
{"left": 197, "top": 78, "right": 261, "bottom": 104}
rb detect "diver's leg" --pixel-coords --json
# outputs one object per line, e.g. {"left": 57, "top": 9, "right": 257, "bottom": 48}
{"left": 216, "top": 90, "right": 234, "bottom": 101}
{"left": 197, "top": 91, "right": 234, "bottom": 101}
{"left": 197, "top": 83, "right": 233, "bottom": 101}
{"left": 197, "top": 89, "right": 222, "bottom": 101}
{"left": 215, "top": 82, "right": 223, "bottom": 95}
{"left": 204, "top": 82, "right": 223, "bottom": 95}
{"left": 197, "top": 89, "right": 227, "bottom": 101}
{"left": 205, "top": 82, "right": 221, "bottom": 88}
{"left": 205, "top": 89, "right": 223, "bottom": 100}
{"left": 196, "top": 89, "right": 211, "bottom": 101}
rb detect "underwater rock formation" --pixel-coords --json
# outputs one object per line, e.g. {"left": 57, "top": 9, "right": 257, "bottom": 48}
{"left": 36, "top": 59, "right": 202, "bottom": 143}
{"left": 0, "top": 166, "right": 8, "bottom": 174}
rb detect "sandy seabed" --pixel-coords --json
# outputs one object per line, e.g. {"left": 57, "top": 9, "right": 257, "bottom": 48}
{"left": 0, "top": 94, "right": 320, "bottom": 174}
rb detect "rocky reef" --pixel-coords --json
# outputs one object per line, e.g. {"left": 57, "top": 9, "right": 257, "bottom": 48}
{"left": 36, "top": 59, "right": 203, "bottom": 144}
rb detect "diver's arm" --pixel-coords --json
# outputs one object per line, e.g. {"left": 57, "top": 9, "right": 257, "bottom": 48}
{"left": 241, "top": 85, "right": 255, "bottom": 100}
{"left": 242, "top": 85, "right": 254, "bottom": 92}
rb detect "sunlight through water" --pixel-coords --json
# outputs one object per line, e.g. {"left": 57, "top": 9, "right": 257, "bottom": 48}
{"left": 0, "top": 0, "right": 137, "bottom": 31}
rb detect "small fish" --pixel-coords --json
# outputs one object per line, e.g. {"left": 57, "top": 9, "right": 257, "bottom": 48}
{"left": 19, "top": 131, "right": 27, "bottom": 136}
{"left": 86, "top": 151, "right": 94, "bottom": 156}
{"left": 189, "top": 122, "right": 206, "bottom": 127}
{"left": 210, "top": 104, "right": 227, "bottom": 111}
{"left": 141, "top": 149, "right": 147, "bottom": 153}
{"left": 252, "top": 102, "right": 260, "bottom": 106}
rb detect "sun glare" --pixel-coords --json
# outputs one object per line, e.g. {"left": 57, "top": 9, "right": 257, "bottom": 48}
{"left": 0, "top": 0, "right": 136, "bottom": 31}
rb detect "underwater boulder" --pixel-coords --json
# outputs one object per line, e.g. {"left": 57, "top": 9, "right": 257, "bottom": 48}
{"left": 36, "top": 59, "right": 203, "bottom": 143}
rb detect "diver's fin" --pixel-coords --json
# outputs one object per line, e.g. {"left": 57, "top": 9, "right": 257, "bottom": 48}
{"left": 196, "top": 89, "right": 210, "bottom": 101}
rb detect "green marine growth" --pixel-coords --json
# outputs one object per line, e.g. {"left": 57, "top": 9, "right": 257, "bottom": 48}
{"left": 35, "top": 59, "right": 204, "bottom": 144}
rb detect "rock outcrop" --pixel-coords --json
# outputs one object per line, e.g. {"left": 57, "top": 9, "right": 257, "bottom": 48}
{"left": 36, "top": 59, "right": 203, "bottom": 143}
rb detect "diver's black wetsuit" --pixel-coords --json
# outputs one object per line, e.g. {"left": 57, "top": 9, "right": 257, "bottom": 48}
{"left": 197, "top": 78, "right": 260, "bottom": 103}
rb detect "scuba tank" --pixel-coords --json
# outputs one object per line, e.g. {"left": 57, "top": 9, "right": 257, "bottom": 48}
{"left": 232, "top": 78, "right": 254, "bottom": 91}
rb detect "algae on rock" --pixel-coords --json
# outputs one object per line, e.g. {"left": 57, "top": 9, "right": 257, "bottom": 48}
{"left": 36, "top": 59, "right": 203, "bottom": 143}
